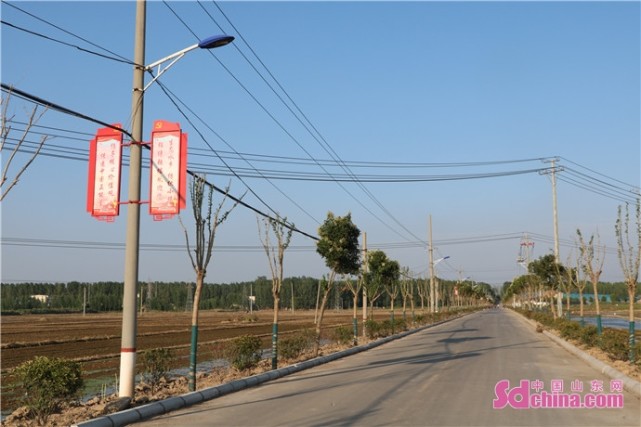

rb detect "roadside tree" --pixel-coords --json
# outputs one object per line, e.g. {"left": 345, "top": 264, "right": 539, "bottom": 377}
{"left": 577, "top": 229, "right": 606, "bottom": 334}
{"left": 258, "top": 214, "right": 293, "bottom": 369}
{"left": 315, "top": 212, "right": 361, "bottom": 356}
{"left": 614, "top": 199, "right": 641, "bottom": 361}
{"left": 179, "top": 175, "right": 239, "bottom": 391}
{"left": 1, "top": 91, "right": 48, "bottom": 201}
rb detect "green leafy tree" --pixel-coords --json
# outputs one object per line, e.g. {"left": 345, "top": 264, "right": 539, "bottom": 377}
{"left": 364, "top": 250, "right": 388, "bottom": 319}
{"left": 529, "top": 254, "right": 566, "bottom": 318}
{"left": 315, "top": 212, "right": 361, "bottom": 356}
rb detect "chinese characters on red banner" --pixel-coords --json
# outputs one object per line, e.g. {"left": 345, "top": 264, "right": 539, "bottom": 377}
{"left": 149, "top": 120, "right": 187, "bottom": 220}
{"left": 87, "top": 125, "right": 123, "bottom": 221}
{"left": 86, "top": 120, "right": 187, "bottom": 222}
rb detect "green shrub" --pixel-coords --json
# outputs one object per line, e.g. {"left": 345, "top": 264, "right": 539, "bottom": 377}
{"left": 383, "top": 320, "right": 396, "bottom": 337}
{"left": 365, "top": 319, "right": 381, "bottom": 339}
{"left": 15, "top": 356, "right": 84, "bottom": 425}
{"left": 394, "top": 318, "right": 408, "bottom": 332}
{"left": 280, "top": 330, "right": 315, "bottom": 360}
{"left": 557, "top": 319, "right": 581, "bottom": 341}
{"left": 598, "top": 329, "right": 629, "bottom": 361}
{"left": 139, "top": 348, "right": 173, "bottom": 392}
{"left": 333, "top": 325, "right": 354, "bottom": 346}
{"left": 224, "top": 335, "right": 263, "bottom": 371}
{"left": 579, "top": 325, "right": 599, "bottom": 347}
{"left": 530, "top": 311, "right": 555, "bottom": 327}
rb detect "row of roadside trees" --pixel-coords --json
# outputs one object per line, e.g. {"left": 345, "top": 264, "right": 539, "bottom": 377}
{"left": 174, "top": 173, "right": 499, "bottom": 389}
{"left": 502, "top": 199, "right": 640, "bottom": 361}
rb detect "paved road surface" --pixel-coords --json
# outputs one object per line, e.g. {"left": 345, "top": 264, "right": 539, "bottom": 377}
{"left": 139, "top": 308, "right": 640, "bottom": 426}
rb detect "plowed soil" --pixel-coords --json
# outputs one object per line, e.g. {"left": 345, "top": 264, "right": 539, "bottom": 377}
{"left": 1, "top": 309, "right": 370, "bottom": 414}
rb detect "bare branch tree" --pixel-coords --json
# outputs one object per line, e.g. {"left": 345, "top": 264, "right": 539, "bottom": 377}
{"left": 615, "top": 199, "right": 641, "bottom": 361}
{"left": 1, "top": 91, "right": 48, "bottom": 201}
{"left": 179, "top": 175, "right": 240, "bottom": 391}
{"left": 399, "top": 267, "right": 416, "bottom": 323}
{"left": 257, "top": 214, "right": 293, "bottom": 369}
{"left": 576, "top": 229, "right": 606, "bottom": 334}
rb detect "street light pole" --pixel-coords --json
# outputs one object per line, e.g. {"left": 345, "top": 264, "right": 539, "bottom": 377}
{"left": 119, "top": 0, "right": 234, "bottom": 400}
{"left": 119, "top": 0, "right": 146, "bottom": 399}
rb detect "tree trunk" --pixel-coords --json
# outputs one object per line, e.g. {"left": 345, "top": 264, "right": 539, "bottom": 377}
{"left": 629, "top": 286, "right": 636, "bottom": 362}
{"left": 352, "top": 293, "right": 358, "bottom": 345}
{"left": 410, "top": 296, "right": 416, "bottom": 322}
{"left": 313, "top": 286, "right": 332, "bottom": 357}
{"left": 189, "top": 271, "right": 204, "bottom": 391}
{"left": 591, "top": 279, "right": 602, "bottom": 334}
{"left": 579, "top": 288, "right": 585, "bottom": 326}
{"left": 272, "top": 293, "right": 279, "bottom": 369}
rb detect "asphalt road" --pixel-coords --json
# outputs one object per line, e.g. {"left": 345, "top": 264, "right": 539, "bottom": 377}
{"left": 139, "top": 308, "right": 640, "bottom": 426}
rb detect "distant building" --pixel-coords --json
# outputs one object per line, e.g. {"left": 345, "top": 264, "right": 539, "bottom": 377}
{"left": 564, "top": 293, "right": 612, "bottom": 303}
{"left": 30, "top": 294, "right": 49, "bottom": 304}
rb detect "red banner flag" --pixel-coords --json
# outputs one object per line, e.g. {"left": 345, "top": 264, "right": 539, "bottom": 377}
{"left": 149, "top": 120, "right": 187, "bottom": 220}
{"left": 87, "top": 125, "right": 123, "bottom": 221}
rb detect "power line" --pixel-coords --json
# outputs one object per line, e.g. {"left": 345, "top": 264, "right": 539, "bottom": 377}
{"left": 2, "top": 83, "right": 319, "bottom": 241}
{"left": 0, "top": 20, "right": 134, "bottom": 66}
{"left": 204, "top": 0, "right": 426, "bottom": 244}
{"left": 4, "top": 1, "right": 133, "bottom": 64}
{"left": 560, "top": 156, "right": 640, "bottom": 192}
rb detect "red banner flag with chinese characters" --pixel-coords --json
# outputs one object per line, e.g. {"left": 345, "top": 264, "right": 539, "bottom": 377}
{"left": 149, "top": 120, "right": 187, "bottom": 220}
{"left": 87, "top": 124, "right": 123, "bottom": 221}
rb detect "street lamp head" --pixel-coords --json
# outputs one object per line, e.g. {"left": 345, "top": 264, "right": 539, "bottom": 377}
{"left": 198, "top": 35, "right": 235, "bottom": 50}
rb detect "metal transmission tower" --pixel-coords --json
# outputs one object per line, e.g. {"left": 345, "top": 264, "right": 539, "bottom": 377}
{"left": 517, "top": 233, "right": 535, "bottom": 271}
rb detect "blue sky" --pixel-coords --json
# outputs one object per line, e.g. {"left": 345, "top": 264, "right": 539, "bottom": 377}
{"left": 1, "top": 1, "right": 639, "bottom": 288}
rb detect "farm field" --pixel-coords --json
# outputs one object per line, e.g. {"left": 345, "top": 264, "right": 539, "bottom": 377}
{"left": 0, "top": 308, "right": 386, "bottom": 415}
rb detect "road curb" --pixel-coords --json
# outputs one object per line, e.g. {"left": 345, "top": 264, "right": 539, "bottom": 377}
{"left": 73, "top": 313, "right": 469, "bottom": 426}
{"left": 508, "top": 309, "right": 641, "bottom": 398}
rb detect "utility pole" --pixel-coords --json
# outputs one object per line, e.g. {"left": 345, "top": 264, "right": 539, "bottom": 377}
{"left": 119, "top": 0, "right": 145, "bottom": 400}
{"left": 429, "top": 215, "right": 435, "bottom": 314}
{"left": 544, "top": 158, "right": 562, "bottom": 316}
{"left": 362, "top": 232, "right": 368, "bottom": 335}
{"left": 550, "top": 158, "right": 560, "bottom": 262}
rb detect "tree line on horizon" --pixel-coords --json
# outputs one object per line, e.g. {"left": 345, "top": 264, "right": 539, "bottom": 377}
{"left": 0, "top": 275, "right": 509, "bottom": 314}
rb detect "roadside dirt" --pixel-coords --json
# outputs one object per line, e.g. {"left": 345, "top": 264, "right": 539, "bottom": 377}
{"left": 2, "top": 342, "right": 352, "bottom": 427}
{"left": 0, "top": 309, "right": 374, "bottom": 423}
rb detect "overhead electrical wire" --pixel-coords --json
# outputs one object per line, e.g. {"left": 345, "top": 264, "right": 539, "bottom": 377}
{"left": 2, "top": 230, "right": 621, "bottom": 255}
{"left": 3, "top": 3, "right": 637, "bottom": 241}
{"left": 162, "top": 1, "right": 397, "bottom": 232}
{"left": 0, "top": 20, "right": 135, "bottom": 66}
{"left": 560, "top": 156, "right": 640, "bottom": 192}
{"left": 2, "top": 130, "right": 556, "bottom": 183}
{"left": 200, "top": 0, "right": 426, "bottom": 244}
{"left": 2, "top": 83, "right": 319, "bottom": 241}
{"left": 3, "top": 1, "right": 134, "bottom": 64}
{"left": 150, "top": 79, "right": 320, "bottom": 225}
{"left": 5, "top": 4, "right": 634, "bottom": 208}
